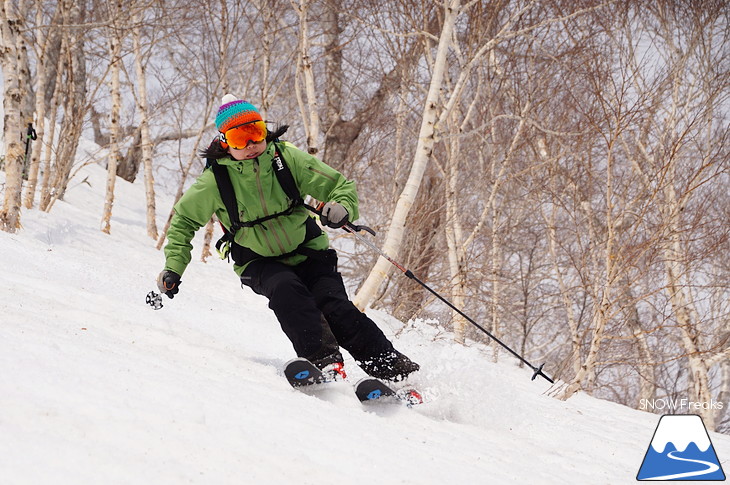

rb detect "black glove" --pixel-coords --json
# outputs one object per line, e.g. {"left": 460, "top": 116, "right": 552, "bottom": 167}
{"left": 157, "top": 270, "right": 181, "bottom": 299}
{"left": 320, "top": 201, "right": 349, "bottom": 228}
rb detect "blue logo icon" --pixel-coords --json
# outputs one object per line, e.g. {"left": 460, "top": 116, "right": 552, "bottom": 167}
{"left": 637, "top": 414, "right": 726, "bottom": 481}
{"left": 367, "top": 390, "right": 382, "bottom": 400}
{"left": 295, "top": 370, "right": 310, "bottom": 380}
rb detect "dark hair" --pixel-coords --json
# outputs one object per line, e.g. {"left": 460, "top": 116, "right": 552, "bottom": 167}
{"left": 199, "top": 123, "right": 290, "bottom": 160}
{"left": 267, "top": 124, "right": 289, "bottom": 142}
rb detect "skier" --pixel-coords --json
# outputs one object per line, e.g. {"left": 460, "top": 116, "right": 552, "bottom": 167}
{"left": 156, "top": 95, "right": 420, "bottom": 382}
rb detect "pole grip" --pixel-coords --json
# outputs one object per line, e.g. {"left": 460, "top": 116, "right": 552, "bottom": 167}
{"left": 304, "top": 195, "right": 376, "bottom": 236}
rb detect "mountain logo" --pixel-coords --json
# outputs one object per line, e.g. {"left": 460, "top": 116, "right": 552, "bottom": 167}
{"left": 637, "top": 414, "right": 726, "bottom": 481}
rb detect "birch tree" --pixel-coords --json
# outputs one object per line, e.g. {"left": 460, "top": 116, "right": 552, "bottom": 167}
{"left": 132, "top": 9, "right": 158, "bottom": 239}
{"left": 608, "top": 1, "right": 729, "bottom": 429}
{"left": 354, "top": 0, "right": 462, "bottom": 309}
{"left": 0, "top": 0, "right": 30, "bottom": 232}
{"left": 101, "top": 0, "right": 124, "bottom": 234}
{"left": 37, "top": 43, "right": 63, "bottom": 211}
{"left": 354, "top": 1, "right": 601, "bottom": 310}
{"left": 291, "top": 0, "right": 320, "bottom": 154}
{"left": 41, "top": 0, "right": 88, "bottom": 212}
{"left": 22, "top": 1, "right": 61, "bottom": 209}
{"left": 542, "top": 3, "right": 730, "bottom": 431}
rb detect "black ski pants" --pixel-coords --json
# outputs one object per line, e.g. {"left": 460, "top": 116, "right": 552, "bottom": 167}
{"left": 240, "top": 249, "right": 394, "bottom": 365}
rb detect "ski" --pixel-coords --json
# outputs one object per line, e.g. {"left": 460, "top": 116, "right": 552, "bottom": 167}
{"left": 284, "top": 357, "right": 329, "bottom": 388}
{"left": 284, "top": 358, "right": 423, "bottom": 407}
{"left": 355, "top": 377, "right": 423, "bottom": 407}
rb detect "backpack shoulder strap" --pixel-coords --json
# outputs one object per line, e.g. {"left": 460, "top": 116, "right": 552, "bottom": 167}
{"left": 209, "top": 158, "right": 242, "bottom": 233}
{"left": 271, "top": 142, "right": 303, "bottom": 206}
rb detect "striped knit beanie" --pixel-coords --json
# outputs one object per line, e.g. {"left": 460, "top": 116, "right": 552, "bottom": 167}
{"left": 215, "top": 99, "right": 263, "bottom": 133}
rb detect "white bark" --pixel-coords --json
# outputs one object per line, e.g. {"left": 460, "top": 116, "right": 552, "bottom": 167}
{"left": 621, "top": 276, "right": 656, "bottom": 406}
{"left": 354, "top": 0, "right": 461, "bottom": 309}
{"left": 444, "top": 145, "right": 468, "bottom": 344}
{"left": 133, "top": 16, "right": 158, "bottom": 240}
{"left": 718, "top": 359, "right": 730, "bottom": 430}
{"left": 23, "top": 3, "right": 59, "bottom": 209}
{"left": 292, "top": 0, "right": 320, "bottom": 154}
{"left": 43, "top": 0, "right": 86, "bottom": 212}
{"left": 0, "top": 0, "right": 28, "bottom": 232}
{"left": 101, "top": 21, "right": 122, "bottom": 234}
{"left": 662, "top": 178, "right": 715, "bottom": 428}
{"left": 155, "top": 122, "right": 215, "bottom": 251}
{"left": 39, "top": 50, "right": 63, "bottom": 211}
{"left": 562, "top": 138, "right": 619, "bottom": 399}
{"left": 543, "top": 201, "right": 582, "bottom": 379}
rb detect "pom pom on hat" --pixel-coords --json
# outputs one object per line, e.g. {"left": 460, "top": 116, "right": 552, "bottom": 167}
{"left": 221, "top": 93, "right": 238, "bottom": 105}
{"left": 215, "top": 95, "right": 263, "bottom": 133}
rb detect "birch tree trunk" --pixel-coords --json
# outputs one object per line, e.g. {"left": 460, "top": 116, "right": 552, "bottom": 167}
{"left": 322, "top": 0, "right": 342, "bottom": 132}
{"left": 543, "top": 199, "right": 582, "bottom": 379}
{"left": 155, "top": 125, "right": 214, "bottom": 251}
{"left": 561, "top": 137, "right": 619, "bottom": 399}
{"left": 354, "top": 0, "right": 461, "bottom": 309}
{"left": 718, "top": 359, "right": 730, "bottom": 432}
{"left": 292, "top": 0, "right": 320, "bottom": 154}
{"left": 620, "top": 273, "right": 656, "bottom": 406}
{"left": 632, "top": 6, "right": 722, "bottom": 426}
{"left": 489, "top": 190, "right": 501, "bottom": 361}
{"left": 200, "top": 219, "right": 215, "bottom": 262}
{"left": 101, "top": 12, "right": 123, "bottom": 234}
{"left": 133, "top": 16, "right": 158, "bottom": 240}
{"left": 258, "top": 0, "right": 274, "bottom": 113}
{"left": 353, "top": 0, "right": 561, "bottom": 311}
{"left": 43, "top": 0, "right": 86, "bottom": 212}
{"left": 662, "top": 179, "right": 715, "bottom": 429}
{"left": 0, "top": 0, "right": 29, "bottom": 233}
{"left": 38, "top": 50, "right": 63, "bottom": 211}
{"left": 23, "top": 3, "right": 59, "bottom": 209}
{"left": 444, "top": 132, "right": 468, "bottom": 344}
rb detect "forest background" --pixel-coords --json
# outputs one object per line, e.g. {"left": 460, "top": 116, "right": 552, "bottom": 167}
{"left": 1, "top": 0, "right": 728, "bottom": 432}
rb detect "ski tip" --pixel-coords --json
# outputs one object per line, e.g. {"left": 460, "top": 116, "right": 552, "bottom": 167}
{"left": 354, "top": 377, "right": 395, "bottom": 402}
{"left": 284, "top": 358, "right": 327, "bottom": 387}
{"left": 355, "top": 378, "right": 423, "bottom": 407}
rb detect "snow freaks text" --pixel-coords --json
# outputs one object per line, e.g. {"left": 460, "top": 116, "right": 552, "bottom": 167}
{"left": 639, "top": 398, "right": 724, "bottom": 412}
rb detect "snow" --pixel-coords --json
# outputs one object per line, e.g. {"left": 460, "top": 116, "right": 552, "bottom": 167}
{"left": 1, "top": 163, "right": 728, "bottom": 485}
{"left": 650, "top": 415, "right": 712, "bottom": 453}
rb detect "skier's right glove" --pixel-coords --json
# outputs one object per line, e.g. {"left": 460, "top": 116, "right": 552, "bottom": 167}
{"left": 157, "top": 270, "right": 181, "bottom": 299}
{"left": 320, "top": 201, "right": 349, "bottom": 228}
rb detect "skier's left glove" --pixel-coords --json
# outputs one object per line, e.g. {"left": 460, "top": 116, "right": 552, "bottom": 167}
{"left": 320, "top": 201, "right": 349, "bottom": 228}
{"left": 157, "top": 270, "right": 181, "bottom": 299}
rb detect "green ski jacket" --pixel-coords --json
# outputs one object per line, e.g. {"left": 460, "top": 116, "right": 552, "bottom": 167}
{"left": 163, "top": 141, "right": 359, "bottom": 276}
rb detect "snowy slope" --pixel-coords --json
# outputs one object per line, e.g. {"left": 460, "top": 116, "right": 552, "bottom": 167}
{"left": 1, "top": 164, "right": 728, "bottom": 485}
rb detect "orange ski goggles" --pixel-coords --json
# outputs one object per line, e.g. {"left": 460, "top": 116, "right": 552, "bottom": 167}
{"left": 219, "top": 120, "right": 267, "bottom": 149}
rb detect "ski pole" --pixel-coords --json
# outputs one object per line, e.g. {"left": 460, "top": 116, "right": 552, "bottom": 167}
{"left": 22, "top": 122, "right": 37, "bottom": 179}
{"left": 304, "top": 196, "right": 554, "bottom": 384}
{"left": 146, "top": 290, "right": 164, "bottom": 310}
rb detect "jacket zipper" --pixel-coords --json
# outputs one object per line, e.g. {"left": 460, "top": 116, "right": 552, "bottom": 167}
{"left": 308, "top": 167, "right": 337, "bottom": 181}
